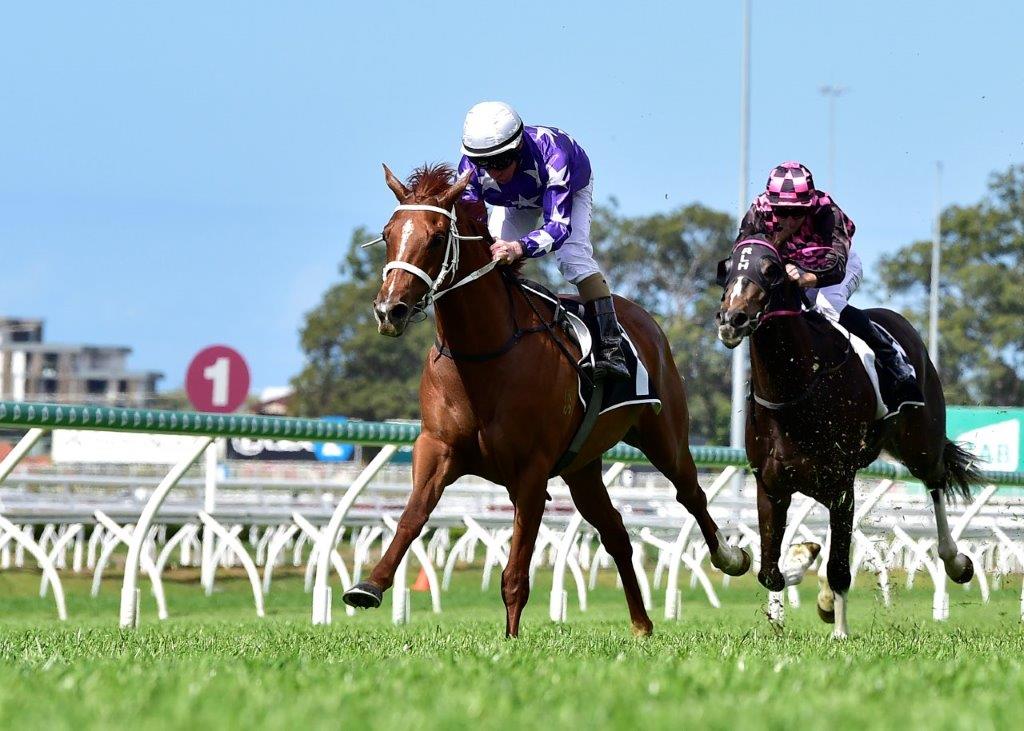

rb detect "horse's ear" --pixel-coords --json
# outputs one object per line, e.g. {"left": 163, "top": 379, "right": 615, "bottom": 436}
{"left": 437, "top": 169, "right": 473, "bottom": 210}
{"left": 715, "top": 257, "right": 731, "bottom": 287}
{"left": 383, "top": 163, "right": 410, "bottom": 202}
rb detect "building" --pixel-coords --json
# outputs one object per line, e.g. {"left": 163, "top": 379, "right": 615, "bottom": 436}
{"left": 254, "top": 386, "right": 294, "bottom": 416}
{"left": 0, "top": 317, "right": 162, "bottom": 407}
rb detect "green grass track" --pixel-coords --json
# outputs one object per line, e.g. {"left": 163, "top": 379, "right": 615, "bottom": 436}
{"left": 1, "top": 569, "right": 1022, "bottom": 729}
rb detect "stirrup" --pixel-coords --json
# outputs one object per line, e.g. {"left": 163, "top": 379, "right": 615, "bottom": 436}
{"left": 593, "top": 350, "right": 630, "bottom": 381}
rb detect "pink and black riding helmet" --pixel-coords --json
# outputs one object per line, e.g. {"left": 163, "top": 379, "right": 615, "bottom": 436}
{"left": 765, "top": 161, "right": 817, "bottom": 208}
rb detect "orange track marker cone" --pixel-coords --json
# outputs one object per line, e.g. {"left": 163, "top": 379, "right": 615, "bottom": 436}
{"left": 411, "top": 566, "right": 430, "bottom": 592}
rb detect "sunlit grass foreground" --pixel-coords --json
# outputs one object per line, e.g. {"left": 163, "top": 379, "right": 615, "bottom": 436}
{"left": 1, "top": 569, "right": 1022, "bottom": 729}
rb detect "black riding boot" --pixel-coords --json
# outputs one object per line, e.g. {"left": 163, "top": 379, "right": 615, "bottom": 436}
{"left": 585, "top": 297, "right": 631, "bottom": 382}
{"left": 839, "top": 305, "right": 925, "bottom": 412}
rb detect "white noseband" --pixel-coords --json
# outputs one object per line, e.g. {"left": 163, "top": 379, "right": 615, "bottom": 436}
{"left": 367, "top": 203, "right": 494, "bottom": 310}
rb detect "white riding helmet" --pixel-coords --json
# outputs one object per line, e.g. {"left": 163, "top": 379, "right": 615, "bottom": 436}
{"left": 461, "top": 101, "right": 524, "bottom": 158}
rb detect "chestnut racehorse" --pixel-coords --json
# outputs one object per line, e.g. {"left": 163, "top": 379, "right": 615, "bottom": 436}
{"left": 341, "top": 163, "right": 750, "bottom": 636}
{"left": 715, "top": 235, "right": 981, "bottom": 638}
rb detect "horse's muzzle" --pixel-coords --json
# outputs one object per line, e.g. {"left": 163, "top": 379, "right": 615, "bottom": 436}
{"left": 717, "top": 325, "right": 742, "bottom": 349}
{"left": 374, "top": 300, "right": 411, "bottom": 337}
{"left": 715, "top": 308, "right": 750, "bottom": 348}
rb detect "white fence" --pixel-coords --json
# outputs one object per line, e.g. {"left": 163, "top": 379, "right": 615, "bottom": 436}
{"left": 0, "top": 400, "right": 1022, "bottom": 628}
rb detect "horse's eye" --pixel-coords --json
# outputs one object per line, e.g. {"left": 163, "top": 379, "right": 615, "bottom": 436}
{"left": 430, "top": 233, "right": 445, "bottom": 248}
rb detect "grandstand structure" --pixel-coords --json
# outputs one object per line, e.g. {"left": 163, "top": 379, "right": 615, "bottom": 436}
{"left": 0, "top": 318, "right": 162, "bottom": 407}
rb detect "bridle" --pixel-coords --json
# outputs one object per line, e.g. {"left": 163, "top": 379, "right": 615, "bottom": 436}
{"left": 365, "top": 202, "right": 590, "bottom": 374}
{"left": 719, "top": 239, "right": 852, "bottom": 410}
{"left": 719, "top": 239, "right": 802, "bottom": 336}
{"left": 363, "top": 203, "right": 493, "bottom": 315}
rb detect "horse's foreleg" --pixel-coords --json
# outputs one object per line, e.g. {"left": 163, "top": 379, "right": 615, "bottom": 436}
{"left": 345, "top": 435, "right": 459, "bottom": 608}
{"left": 822, "top": 486, "right": 854, "bottom": 639}
{"left": 502, "top": 485, "right": 546, "bottom": 638}
{"left": 756, "top": 479, "right": 790, "bottom": 593}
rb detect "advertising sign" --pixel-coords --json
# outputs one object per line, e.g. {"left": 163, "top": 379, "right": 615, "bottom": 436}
{"left": 946, "top": 406, "right": 1024, "bottom": 472}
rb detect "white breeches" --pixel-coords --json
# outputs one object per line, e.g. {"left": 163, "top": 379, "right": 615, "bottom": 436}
{"left": 487, "top": 181, "right": 599, "bottom": 284}
{"left": 806, "top": 249, "right": 863, "bottom": 322}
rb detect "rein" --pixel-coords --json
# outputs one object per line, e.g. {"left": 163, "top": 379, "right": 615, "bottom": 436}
{"left": 436, "top": 271, "right": 595, "bottom": 390}
{"left": 433, "top": 270, "right": 549, "bottom": 362}
{"left": 364, "top": 203, "right": 494, "bottom": 317}
{"left": 368, "top": 203, "right": 591, "bottom": 384}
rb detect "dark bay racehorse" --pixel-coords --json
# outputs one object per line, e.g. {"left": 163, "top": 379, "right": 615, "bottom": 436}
{"left": 715, "top": 235, "right": 981, "bottom": 638}
{"left": 342, "top": 163, "right": 750, "bottom": 636}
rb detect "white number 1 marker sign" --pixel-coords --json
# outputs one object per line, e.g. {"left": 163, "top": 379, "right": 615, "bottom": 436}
{"left": 203, "top": 356, "right": 231, "bottom": 407}
{"left": 186, "top": 345, "right": 250, "bottom": 413}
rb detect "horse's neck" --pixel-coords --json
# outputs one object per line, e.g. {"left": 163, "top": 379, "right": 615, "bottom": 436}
{"left": 432, "top": 208, "right": 518, "bottom": 352}
{"left": 749, "top": 317, "right": 821, "bottom": 401}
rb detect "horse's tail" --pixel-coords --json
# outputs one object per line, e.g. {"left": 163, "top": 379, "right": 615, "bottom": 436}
{"left": 942, "top": 440, "right": 984, "bottom": 502}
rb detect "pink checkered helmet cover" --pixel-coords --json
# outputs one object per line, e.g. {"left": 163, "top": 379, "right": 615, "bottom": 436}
{"left": 765, "top": 161, "right": 817, "bottom": 207}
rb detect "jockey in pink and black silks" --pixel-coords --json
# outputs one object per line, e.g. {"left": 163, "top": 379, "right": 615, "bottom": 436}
{"left": 738, "top": 161, "right": 924, "bottom": 412}
{"left": 457, "top": 101, "right": 629, "bottom": 381}
{"left": 739, "top": 162, "right": 856, "bottom": 293}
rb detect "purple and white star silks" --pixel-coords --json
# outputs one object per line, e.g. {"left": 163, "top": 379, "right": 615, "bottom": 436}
{"left": 459, "top": 126, "right": 592, "bottom": 258}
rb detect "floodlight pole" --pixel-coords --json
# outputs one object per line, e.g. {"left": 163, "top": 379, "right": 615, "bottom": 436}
{"left": 729, "top": 0, "right": 752, "bottom": 468}
{"left": 819, "top": 85, "right": 848, "bottom": 190}
{"left": 928, "top": 161, "right": 943, "bottom": 369}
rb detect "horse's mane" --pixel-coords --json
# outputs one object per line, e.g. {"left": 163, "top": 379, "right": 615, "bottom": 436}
{"left": 406, "top": 163, "right": 457, "bottom": 199}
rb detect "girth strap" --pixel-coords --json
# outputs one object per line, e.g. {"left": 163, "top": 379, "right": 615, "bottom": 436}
{"left": 549, "top": 379, "right": 606, "bottom": 477}
{"left": 434, "top": 324, "right": 548, "bottom": 363}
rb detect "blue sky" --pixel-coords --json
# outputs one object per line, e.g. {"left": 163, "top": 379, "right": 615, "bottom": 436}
{"left": 3, "top": 2, "right": 1022, "bottom": 391}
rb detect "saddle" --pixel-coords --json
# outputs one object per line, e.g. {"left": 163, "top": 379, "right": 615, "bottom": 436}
{"left": 820, "top": 311, "right": 920, "bottom": 420}
{"left": 514, "top": 278, "right": 661, "bottom": 476}
{"left": 517, "top": 278, "right": 661, "bottom": 416}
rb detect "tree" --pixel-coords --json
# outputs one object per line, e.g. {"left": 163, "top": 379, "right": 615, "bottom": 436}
{"left": 593, "top": 200, "right": 736, "bottom": 444}
{"left": 876, "top": 165, "right": 1024, "bottom": 406}
{"left": 291, "top": 227, "right": 434, "bottom": 420}
{"left": 150, "top": 389, "right": 192, "bottom": 411}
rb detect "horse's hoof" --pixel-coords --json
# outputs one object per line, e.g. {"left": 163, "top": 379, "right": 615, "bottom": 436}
{"left": 951, "top": 554, "right": 974, "bottom": 585}
{"left": 631, "top": 620, "right": 654, "bottom": 638}
{"left": 817, "top": 580, "right": 835, "bottom": 624}
{"left": 733, "top": 547, "right": 753, "bottom": 577}
{"left": 342, "top": 582, "right": 383, "bottom": 609}
{"left": 782, "top": 542, "right": 821, "bottom": 586}
{"left": 712, "top": 545, "right": 752, "bottom": 577}
{"left": 817, "top": 602, "right": 836, "bottom": 624}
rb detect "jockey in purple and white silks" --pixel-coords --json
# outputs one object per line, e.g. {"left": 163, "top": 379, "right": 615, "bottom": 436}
{"left": 457, "top": 101, "right": 629, "bottom": 381}
{"left": 738, "top": 161, "right": 924, "bottom": 411}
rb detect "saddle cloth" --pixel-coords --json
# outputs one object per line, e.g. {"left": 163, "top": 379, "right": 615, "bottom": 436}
{"left": 821, "top": 312, "right": 918, "bottom": 421}
{"left": 518, "top": 281, "right": 662, "bottom": 415}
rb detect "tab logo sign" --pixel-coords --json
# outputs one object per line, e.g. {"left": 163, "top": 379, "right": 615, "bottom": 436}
{"left": 955, "top": 419, "right": 1020, "bottom": 472}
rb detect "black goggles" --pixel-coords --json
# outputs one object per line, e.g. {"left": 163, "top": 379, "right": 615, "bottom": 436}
{"left": 772, "top": 206, "right": 810, "bottom": 219}
{"left": 473, "top": 149, "right": 519, "bottom": 171}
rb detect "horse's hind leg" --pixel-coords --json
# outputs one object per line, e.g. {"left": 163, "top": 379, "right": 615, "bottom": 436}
{"left": 633, "top": 406, "right": 750, "bottom": 576}
{"left": 890, "top": 365, "right": 975, "bottom": 584}
{"left": 820, "top": 483, "right": 855, "bottom": 640}
{"left": 893, "top": 438, "right": 975, "bottom": 583}
{"left": 929, "top": 486, "right": 974, "bottom": 584}
{"left": 563, "top": 460, "right": 653, "bottom": 637}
